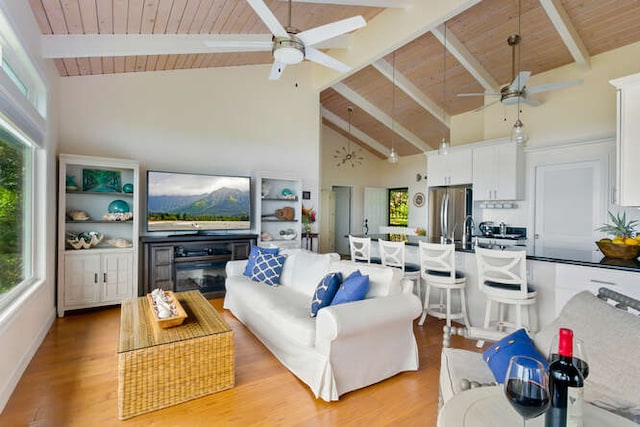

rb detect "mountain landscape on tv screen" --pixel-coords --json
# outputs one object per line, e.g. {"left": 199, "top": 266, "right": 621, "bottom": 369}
{"left": 148, "top": 187, "right": 250, "bottom": 221}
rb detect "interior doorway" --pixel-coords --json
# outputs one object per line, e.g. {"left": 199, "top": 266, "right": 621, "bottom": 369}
{"left": 333, "top": 186, "right": 352, "bottom": 255}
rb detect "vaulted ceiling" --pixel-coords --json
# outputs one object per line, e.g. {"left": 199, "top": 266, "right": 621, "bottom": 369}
{"left": 28, "top": 0, "right": 640, "bottom": 159}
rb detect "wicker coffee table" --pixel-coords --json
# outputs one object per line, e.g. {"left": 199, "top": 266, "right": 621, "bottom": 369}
{"left": 118, "top": 290, "right": 234, "bottom": 419}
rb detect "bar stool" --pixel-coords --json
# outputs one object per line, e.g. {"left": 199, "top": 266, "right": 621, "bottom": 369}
{"left": 378, "top": 239, "right": 421, "bottom": 297}
{"left": 475, "top": 247, "right": 537, "bottom": 347}
{"left": 348, "top": 235, "right": 380, "bottom": 264}
{"left": 417, "top": 241, "right": 470, "bottom": 328}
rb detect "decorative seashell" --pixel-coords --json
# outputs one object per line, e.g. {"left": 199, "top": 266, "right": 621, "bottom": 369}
{"left": 157, "top": 308, "right": 171, "bottom": 319}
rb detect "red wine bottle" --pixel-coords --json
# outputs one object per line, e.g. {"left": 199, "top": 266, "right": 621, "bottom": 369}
{"left": 545, "top": 328, "right": 584, "bottom": 427}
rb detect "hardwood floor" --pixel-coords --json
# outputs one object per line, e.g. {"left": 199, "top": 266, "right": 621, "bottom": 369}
{"left": 0, "top": 299, "right": 482, "bottom": 426}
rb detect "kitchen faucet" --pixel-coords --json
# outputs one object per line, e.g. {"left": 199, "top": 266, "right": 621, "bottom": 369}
{"left": 463, "top": 215, "right": 475, "bottom": 246}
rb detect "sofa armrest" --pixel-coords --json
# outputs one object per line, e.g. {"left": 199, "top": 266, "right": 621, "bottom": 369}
{"left": 226, "top": 260, "right": 248, "bottom": 277}
{"left": 315, "top": 294, "right": 421, "bottom": 347}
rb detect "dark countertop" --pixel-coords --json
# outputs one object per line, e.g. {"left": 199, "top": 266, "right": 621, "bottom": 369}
{"left": 359, "top": 234, "right": 640, "bottom": 273}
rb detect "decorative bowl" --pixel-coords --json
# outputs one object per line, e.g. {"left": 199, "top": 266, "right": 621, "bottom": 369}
{"left": 122, "top": 183, "right": 134, "bottom": 193}
{"left": 66, "top": 231, "right": 104, "bottom": 249}
{"left": 596, "top": 241, "right": 640, "bottom": 259}
{"left": 281, "top": 232, "right": 297, "bottom": 240}
{"left": 108, "top": 199, "right": 130, "bottom": 213}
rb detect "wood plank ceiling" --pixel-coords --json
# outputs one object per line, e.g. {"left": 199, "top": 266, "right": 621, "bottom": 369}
{"left": 27, "top": 0, "right": 640, "bottom": 159}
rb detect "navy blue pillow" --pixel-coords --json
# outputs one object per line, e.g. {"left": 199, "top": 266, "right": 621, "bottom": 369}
{"left": 249, "top": 252, "right": 286, "bottom": 286}
{"left": 244, "top": 246, "right": 279, "bottom": 277}
{"left": 310, "top": 272, "right": 343, "bottom": 317}
{"left": 482, "top": 328, "right": 548, "bottom": 383}
{"left": 331, "top": 270, "right": 370, "bottom": 306}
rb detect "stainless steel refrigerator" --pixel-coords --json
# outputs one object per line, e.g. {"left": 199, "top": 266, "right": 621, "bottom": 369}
{"left": 428, "top": 185, "right": 473, "bottom": 243}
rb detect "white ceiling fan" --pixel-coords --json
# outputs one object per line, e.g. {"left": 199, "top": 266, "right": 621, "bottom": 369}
{"left": 243, "top": 0, "right": 366, "bottom": 80}
{"left": 458, "top": 34, "right": 583, "bottom": 111}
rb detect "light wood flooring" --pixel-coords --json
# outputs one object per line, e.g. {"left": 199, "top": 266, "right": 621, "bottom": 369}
{"left": 0, "top": 299, "right": 481, "bottom": 426}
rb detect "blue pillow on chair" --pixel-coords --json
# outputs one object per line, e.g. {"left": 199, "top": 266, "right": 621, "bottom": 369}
{"left": 330, "top": 270, "right": 370, "bottom": 306}
{"left": 244, "top": 246, "right": 279, "bottom": 277}
{"left": 310, "top": 272, "right": 343, "bottom": 317}
{"left": 250, "top": 252, "right": 286, "bottom": 286}
{"left": 482, "top": 328, "right": 548, "bottom": 383}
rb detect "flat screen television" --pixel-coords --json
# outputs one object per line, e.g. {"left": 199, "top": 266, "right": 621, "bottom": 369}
{"left": 146, "top": 170, "right": 251, "bottom": 233}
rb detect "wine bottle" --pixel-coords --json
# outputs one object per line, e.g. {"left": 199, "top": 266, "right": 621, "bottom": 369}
{"left": 545, "top": 328, "right": 584, "bottom": 427}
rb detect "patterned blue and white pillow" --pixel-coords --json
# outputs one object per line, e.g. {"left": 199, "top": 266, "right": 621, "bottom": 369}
{"left": 244, "top": 246, "right": 280, "bottom": 277}
{"left": 250, "top": 252, "right": 286, "bottom": 286}
{"left": 310, "top": 272, "right": 343, "bottom": 317}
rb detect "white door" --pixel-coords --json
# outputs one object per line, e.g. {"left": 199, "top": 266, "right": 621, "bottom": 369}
{"left": 64, "top": 253, "right": 101, "bottom": 306}
{"left": 333, "top": 186, "right": 351, "bottom": 255}
{"left": 364, "top": 187, "right": 388, "bottom": 235}
{"left": 319, "top": 189, "right": 336, "bottom": 253}
{"left": 534, "top": 161, "right": 604, "bottom": 259}
{"left": 102, "top": 252, "right": 134, "bottom": 303}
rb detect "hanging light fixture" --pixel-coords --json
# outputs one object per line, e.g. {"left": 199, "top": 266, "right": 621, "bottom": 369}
{"left": 439, "top": 23, "right": 450, "bottom": 155}
{"left": 388, "top": 51, "right": 399, "bottom": 164}
{"left": 334, "top": 105, "right": 363, "bottom": 167}
{"left": 511, "top": 0, "right": 529, "bottom": 145}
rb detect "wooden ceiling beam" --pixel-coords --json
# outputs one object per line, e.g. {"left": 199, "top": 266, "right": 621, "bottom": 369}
{"left": 431, "top": 26, "right": 498, "bottom": 93}
{"left": 539, "top": 0, "right": 590, "bottom": 70}
{"left": 332, "top": 82, "right": 433, "bottom": 152}
{"left": 277, "top": 0, "right": 408, "bottom": 8}
{"left": 372, "top": 59, "right": 450, "bottom": 129}
{"left": 321, "top": 107, "right": 389, "bottom": 157}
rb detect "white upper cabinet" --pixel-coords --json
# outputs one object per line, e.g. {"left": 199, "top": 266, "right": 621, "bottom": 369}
{"left": 610, "top": 73, "right": 640, "bottom": 206}
{"left": 428, "top": 149, "right": 473, "bottom": 187}
{"left": 472, "top": 142, "right": 525, "bottom": 201}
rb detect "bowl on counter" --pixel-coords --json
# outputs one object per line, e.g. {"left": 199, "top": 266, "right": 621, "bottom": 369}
{"left": 596, "top": 241, "right": 640, "bottom": 260}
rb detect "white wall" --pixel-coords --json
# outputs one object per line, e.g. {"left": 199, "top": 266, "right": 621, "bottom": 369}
{"left": 57, "top": 64, "right": 321, "bottom": 234}
{"left": 0, "top": 0, "right": 59, "bottom": 413}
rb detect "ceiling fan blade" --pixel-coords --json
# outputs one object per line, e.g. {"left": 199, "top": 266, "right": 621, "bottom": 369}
{"left": 457, "top": 92, "right": 501, "bottom": 97}
{"left": 297, "top": 16, "right": 366, "bottom": 46}
{"left": 269, "top": 61, "right": 286, "bottom": 80}
{"left": 203, "top": 34, "right": 273, "bottom": 52}
{"left": 472, "top": 98, "right": 501, "bottom": 112}
{"left": 305, "top": 47, "right": 351, "bottom": 73}
{"left": 246, "top": 0, "right": 289, "bottom": 38}
{"left": 509, "top": 71, "right": 531, "bottom": 91}
{"left": 526, "top": 79, "right": 583, "bottom": 95}
{"left": 521, "top": 97, "right": 541, "bottom": 107}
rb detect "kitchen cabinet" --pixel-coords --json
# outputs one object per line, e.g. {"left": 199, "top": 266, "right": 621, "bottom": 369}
{"left": 428, "top": 149, "right": 473, "bottom": 187}
{"left": 554, "top": 264, "right": 640, "bottom": 316}
{"left": 257, "top": 174, "right": 302, "bottom": 249}
{"left": 472, "top": 142, "right": 524, "bottom": 201}
{"left": 610, "top": 73, "right": 640, "bottom": 206}
{"left": 57, "top": 154, "right": 139, "bottom": 317}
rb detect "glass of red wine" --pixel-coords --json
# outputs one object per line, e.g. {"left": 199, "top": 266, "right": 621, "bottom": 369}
{"left": 548, "top": 335, "right": 589, "bottom": 379}
{"left": 504, "top": 355, "right": 551, "bottom": 426}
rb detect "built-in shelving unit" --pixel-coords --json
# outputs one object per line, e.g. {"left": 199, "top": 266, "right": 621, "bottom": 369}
{"left": 57, "top": 154, "right": 140, "bottom": 317}
{"left": 256, "top": 174, "right": 302, "bottom": 249}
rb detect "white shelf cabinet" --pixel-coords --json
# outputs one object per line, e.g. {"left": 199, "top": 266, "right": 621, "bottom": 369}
{"left": 57, "top": 154, "right": 139, "bottom": 317}
{"left": 472, "top": 142, "right": 525, "bottom": 201}
{"left": 428, "top": 149, "right": 473, "bottom": 187}
{"left": 610, "top": 73, "right": 640, "bottom": 206}
{"left": 256, "top": 175, "right": 302, "bottom": 249}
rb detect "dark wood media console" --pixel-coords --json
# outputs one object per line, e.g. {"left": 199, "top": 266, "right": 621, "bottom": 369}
{"left": 141, "top": 234, "right": 257, "bottom": 298}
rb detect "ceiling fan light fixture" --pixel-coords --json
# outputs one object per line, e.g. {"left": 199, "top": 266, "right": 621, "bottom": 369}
{"left": 511, "top": 119, "right": 529, "bottom": 145}
{"left": 273, "top": 36, "right": 305, "bottom": 64}
{"left": 388, "top": 147, "right": 399, "bottom": 164}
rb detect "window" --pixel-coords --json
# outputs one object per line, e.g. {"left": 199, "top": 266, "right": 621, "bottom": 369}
{"left": 388, "top": 188, "right": 408, "bottom": 226}
{"left": 0, "top": 120, "right": 33, "bottom": 304}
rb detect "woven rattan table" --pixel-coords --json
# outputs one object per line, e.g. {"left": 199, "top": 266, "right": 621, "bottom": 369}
{"left": 118, "top": 290, "right": 234, "bottom": 419}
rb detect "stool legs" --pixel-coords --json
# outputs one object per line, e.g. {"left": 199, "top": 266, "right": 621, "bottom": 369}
{"left": 418, "top": 282, "right": 432, "bottom": 326}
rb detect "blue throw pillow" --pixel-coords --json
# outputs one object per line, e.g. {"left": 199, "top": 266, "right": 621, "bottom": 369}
{"left": 244, "top": 246, "right": 279, "bottom": 277}
{"left": 330, "top": 270, "right": 370, "bottom": 306}
{"left": 250, "top": 252, "right": 286, "bottom": 286}
{"left": 482, "top": 328, "right": 548, "bottom": 383}
{"left": 310, "top": 272, "right": 343, "bottom": 317}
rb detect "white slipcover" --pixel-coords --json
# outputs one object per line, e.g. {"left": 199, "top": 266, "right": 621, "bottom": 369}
{"left": 224, "top": 249, "right": 422, "bottom": 401}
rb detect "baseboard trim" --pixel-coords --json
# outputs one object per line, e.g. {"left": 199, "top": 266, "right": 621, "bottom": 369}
{"left": 0, "top": 306, "right": 55, "bottom": 414}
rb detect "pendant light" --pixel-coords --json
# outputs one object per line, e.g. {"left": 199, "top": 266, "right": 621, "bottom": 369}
{"left": 511, "top": 0, "right": 529, "bottom": 145}
{"left": 439, "top": 23, "right": 450, "bottom": 155}
{"left": 388, "top": 51, "right": 399, "bottom": 164}
{"left": 334, "top": 105, "right": 363, "bottom": 167}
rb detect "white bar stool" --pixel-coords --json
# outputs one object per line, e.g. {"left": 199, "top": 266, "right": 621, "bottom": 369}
{"left": 348, "top": 235, "right": 380, "bottom": 264}
{"left": 474, "top": 247, "right": 537, "bottom": 347}
{"left": 378, "top": 239, "right": 421, "bottom": 297}
{"left": 417, "top": 241, "right": 470, "bottom": 328}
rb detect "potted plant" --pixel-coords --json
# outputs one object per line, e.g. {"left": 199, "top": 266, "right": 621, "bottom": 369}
{"left": 302, "top": 205, "right": 316, "bottom": 236}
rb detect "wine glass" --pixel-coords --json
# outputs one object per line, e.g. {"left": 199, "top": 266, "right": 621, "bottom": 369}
{"left": 548, "top": 335, "right": 589, "bottom": 379}
{"left": 504, "top": 355, "right": 551, "bottom": 426}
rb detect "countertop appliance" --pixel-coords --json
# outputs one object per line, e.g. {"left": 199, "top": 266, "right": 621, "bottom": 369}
{"left": 428, "top": 185, "right": 473, "bottom": 244}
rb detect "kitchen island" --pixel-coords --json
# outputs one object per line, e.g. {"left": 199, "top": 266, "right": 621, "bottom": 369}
{"left": 356, "top": 234, "right": 640, "bottom": 329}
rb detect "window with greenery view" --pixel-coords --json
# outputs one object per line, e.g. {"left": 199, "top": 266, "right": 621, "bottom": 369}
{"left": 0, "top": 126, "right": 32, "bottom": 297}
{"left": 389, "top": 188, "right": 408, "bottom": 226}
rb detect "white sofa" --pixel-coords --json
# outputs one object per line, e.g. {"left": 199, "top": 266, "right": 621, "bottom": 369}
{"left": 439, "top": 290, "right": 640, "bottom": 422}
{"left": 224, "top": 248, "right": 422, "bottom": 401}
